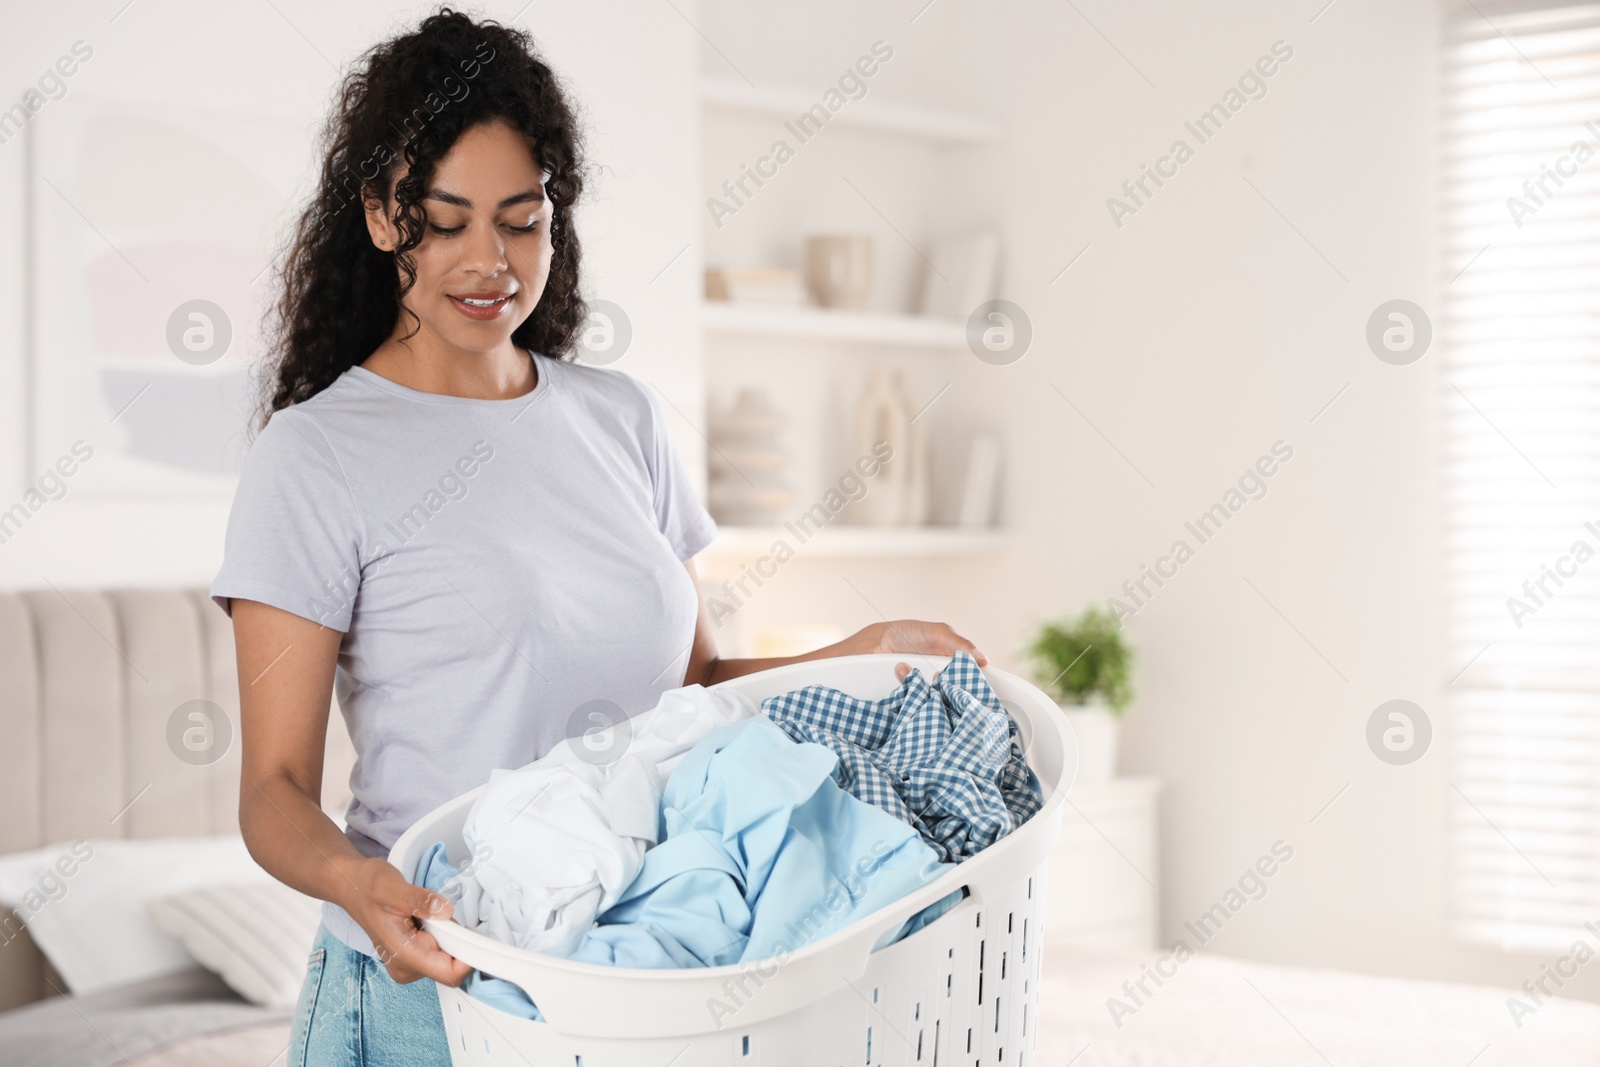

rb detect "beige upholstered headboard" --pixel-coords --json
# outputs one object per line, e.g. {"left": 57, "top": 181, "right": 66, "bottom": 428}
{"left": 0, "top": 588, "right": 356, "bottom": 1011}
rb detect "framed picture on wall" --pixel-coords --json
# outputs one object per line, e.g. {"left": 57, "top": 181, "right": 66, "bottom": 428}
{"left": 29, "top": 98, "right": 311, "bottom": 499}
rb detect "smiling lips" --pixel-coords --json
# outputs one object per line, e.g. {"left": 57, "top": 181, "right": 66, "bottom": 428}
{"left": 449, "top": 290, "right": 516, "bottom": 321}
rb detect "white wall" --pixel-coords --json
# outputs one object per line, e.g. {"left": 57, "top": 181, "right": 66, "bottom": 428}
{"left": 0, "top": 0, "right": 703, "bottom": 589}
{"left": 970, "top": 0, "right": 1454, "bottom": 982}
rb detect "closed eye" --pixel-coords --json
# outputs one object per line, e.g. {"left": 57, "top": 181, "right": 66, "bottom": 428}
{"left": 426, "top": 221, "right": 539, "bottom": 237}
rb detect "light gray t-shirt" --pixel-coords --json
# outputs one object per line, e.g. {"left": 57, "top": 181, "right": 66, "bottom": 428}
{"left": 211, "top": 351, "right": 716, "bottom": 957}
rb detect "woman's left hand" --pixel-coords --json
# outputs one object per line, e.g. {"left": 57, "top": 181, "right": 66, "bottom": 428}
{"left": 842, "top": 620, "right": 987, "bottom": 680}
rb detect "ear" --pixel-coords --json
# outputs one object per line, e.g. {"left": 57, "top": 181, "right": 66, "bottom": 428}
{"left": 362, "top": 187, "right": 397, "bottom": 252}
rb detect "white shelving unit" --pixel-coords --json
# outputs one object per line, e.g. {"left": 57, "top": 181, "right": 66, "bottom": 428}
{"left": 699, "top": 77, "right": 1003, "bottom": 145}
{"left": 702, "top": 301, "right": 967, "bottom": 349}
{"left": 698, "top": 73, "right": 1004, "bottom": 561}
{"left": 705, "top": 524, "right": 1007, "bottom": 559}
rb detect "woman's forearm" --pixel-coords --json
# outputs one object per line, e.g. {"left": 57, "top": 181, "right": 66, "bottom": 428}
{"left": 240, "top": 771, "right": 371, "bottom": 913}
{"left": 698, "top": 633, "right": 872, "bottom": 685}
{"left": 687, "top": 618, "right": 987, "bottom": 687}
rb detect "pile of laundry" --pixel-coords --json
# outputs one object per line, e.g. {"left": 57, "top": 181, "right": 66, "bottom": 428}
{"left": 412, "top": 652, "right": 1042, "bottom": 1020}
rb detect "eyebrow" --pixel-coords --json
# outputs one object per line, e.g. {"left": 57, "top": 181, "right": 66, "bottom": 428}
{"left": 424, "top": 187, "right": 546, "bottom": 210}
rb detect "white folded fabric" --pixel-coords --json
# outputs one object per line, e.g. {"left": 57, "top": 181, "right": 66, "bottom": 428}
{"left": 453, "top": 684, "right": 757, "bottom": 956}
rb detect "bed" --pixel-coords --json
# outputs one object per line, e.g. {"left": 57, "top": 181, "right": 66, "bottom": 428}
{"left": 1035, "top": 946, "right": 1600, "bottom": 1065}
{"left": 0, "top": 589, "right": 352, "bottom": 1064}
{"left": 0, "top": 968, "right": 289, "bottom": 1067}
{"left": 3, "top": 588, "right": 1598, "bottom": 1065}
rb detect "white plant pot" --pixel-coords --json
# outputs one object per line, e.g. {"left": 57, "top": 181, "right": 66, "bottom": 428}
{"left": 1060, "top": 703, "right": 1120, "bottom": 783}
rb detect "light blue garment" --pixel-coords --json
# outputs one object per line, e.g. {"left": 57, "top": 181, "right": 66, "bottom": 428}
{"left": 415, "top": 718, "right": 959, "bottom": 1020}
{"left": 570, "top": 716, "right": 958, "bottom": 969}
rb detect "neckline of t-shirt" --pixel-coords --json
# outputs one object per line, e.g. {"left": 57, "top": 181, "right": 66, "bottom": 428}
{"left": 345, "top": 348, "right": 558, "bottom": 409}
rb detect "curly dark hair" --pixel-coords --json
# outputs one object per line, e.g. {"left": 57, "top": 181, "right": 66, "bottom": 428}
{"left": 255, "top": 7, "right": 586, "bottom": 430}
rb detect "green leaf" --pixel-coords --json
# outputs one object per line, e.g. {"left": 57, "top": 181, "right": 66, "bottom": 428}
{"left": 1026, "top": 605, "right": 1133, "bottom": 714}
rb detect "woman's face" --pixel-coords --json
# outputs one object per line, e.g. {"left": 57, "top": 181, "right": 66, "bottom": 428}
{"left": 365, "top": 118, "right": 553, "bottom": 353}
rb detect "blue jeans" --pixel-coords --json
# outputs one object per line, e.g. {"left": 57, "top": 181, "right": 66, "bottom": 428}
{"left": 290, "top": 924, "right": 453, "bottom": 1067}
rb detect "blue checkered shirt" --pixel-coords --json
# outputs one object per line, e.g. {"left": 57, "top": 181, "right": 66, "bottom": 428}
{"left": 761, "top": 652, "right": 1044, "bottom": 862}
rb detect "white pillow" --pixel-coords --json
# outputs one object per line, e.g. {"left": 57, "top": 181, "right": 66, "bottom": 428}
{"left": 0, "top": 836, "right": 274, "bottom": 995}
{"left": 148, "top": 880, "right": 323, "bottom": 1008}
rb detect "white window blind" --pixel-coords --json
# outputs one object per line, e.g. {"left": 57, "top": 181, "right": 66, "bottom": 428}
{"left": 1445, "top": 0, "right": 1600, "bottom": 953}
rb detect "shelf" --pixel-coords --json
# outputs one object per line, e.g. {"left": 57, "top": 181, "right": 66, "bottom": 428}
{"left": 699, "top": 77, "right": 1002, "bottom": 145}
{"left": 705, "top": 524, "right": 1006, "bottom": 559}
{"left": 702, "top": 301, "right": 967, "bottom": 349}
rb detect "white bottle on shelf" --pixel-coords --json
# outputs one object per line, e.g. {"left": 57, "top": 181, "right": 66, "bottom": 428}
{"left": 853, "top": 368, "right": 910, "bottom": 526}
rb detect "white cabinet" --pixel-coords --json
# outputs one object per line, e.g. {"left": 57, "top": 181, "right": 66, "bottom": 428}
{"left": 1043, "top": 777, "right": 1162, "bottom": 951}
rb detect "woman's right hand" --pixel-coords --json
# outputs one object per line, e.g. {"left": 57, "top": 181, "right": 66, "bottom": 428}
{"left": 342, "top": 857, "right": 474, "bottom": 986}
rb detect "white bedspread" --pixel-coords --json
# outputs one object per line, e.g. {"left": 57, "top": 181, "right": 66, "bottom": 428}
{"left": 1037, "top": 946, "right": 1600, "bottom": 1066}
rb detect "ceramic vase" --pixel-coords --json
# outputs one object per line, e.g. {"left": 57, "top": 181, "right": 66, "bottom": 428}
{"left": 707, "top": 390, "right": 792, "bottom": 525}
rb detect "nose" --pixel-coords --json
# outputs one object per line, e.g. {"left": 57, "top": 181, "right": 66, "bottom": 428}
{"left": 460, "top": 215, "right": 509, "bottom": 278}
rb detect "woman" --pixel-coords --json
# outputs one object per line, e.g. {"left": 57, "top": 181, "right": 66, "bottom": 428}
{"left": 213, "top": 9, "right": 984, "bottom": 1065}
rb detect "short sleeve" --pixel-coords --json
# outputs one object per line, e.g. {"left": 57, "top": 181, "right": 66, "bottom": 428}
{"left": 211, "top": 408, "right": 366, "bottom": 632}
{"left": 640, "top": 384, "right": 718, "bottom": 562}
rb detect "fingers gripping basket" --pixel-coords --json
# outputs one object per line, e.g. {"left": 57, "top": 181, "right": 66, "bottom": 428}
{"left": 388, "top": 655, "right": 1077, "bottom": 1067}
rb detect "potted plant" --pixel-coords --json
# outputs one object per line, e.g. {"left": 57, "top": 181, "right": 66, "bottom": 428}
{"left": 1027, "top": 607, "right": 1133, "bottom": 783}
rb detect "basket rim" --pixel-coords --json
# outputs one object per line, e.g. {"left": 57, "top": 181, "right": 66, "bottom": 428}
{"left": 389, "top": 653, "right": 1075, "bottom": 987}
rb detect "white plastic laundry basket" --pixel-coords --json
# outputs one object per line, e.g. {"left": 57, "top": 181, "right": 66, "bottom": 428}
{"left": 388, "top": 654, "right": 1076, "bottom": 1067}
